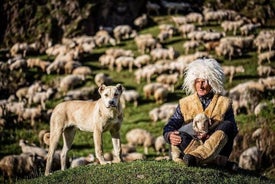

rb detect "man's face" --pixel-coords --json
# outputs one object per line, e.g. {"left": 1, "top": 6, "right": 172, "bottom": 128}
{"left": 194, "top": 78, "right": 212, "bottom": 96}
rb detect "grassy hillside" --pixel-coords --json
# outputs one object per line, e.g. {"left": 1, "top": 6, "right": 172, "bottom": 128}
{"left": 17, "top": 161, "right": 275, "bottom": 184}
{"left": 1, "top": 13, "right": 275, "bottom": 183}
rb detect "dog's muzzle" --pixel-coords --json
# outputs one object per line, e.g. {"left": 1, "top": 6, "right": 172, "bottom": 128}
{"left": 107, "top": 100, "right": 117, "bottom": 108}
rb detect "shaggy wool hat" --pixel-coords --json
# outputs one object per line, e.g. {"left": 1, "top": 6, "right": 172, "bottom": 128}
{"left": 183, "top": 58, "right": 225, "bottom": 95}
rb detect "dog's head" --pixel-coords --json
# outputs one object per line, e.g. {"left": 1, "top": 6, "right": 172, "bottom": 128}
{"left": 98, "top": 83, "right": 123, "bottom": 108}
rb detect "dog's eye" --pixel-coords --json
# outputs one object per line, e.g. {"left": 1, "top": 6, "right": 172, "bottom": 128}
{"left": 114, "top": 93, "right": 118, "bottom": 97}
{"left": 105, "top": 94, "right": 108, "bottom": 97}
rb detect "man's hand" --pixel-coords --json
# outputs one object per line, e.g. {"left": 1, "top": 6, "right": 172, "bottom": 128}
{"left": 169, "top": 131, "right": 182, "bottom": 146}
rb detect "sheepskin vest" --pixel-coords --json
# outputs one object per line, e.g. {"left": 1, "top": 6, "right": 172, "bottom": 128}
{"left": 179, "top": 93, "right": 231, "bottom": 124}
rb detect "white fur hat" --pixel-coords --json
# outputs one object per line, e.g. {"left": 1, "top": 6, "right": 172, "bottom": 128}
{"left": 183, "top": 58, "right": 225, "bottom": 95}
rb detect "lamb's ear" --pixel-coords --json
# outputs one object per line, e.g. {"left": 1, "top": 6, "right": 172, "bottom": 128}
{"left": 116, "top": 83, "right": 123, "bottom": 93}
{"left": 98, "top": 84, "right": 106, "bottom": 94}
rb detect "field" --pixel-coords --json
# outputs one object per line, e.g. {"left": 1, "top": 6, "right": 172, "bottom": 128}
{"left": 0, "top": 14, "right": 275, "bottom": 183}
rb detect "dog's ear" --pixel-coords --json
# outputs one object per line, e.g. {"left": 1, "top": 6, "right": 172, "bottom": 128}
{"left": 98, "top": 84, "right": 106, "bottom": 94}
{"left": 116, "top": 83, "right": 123, "bottom": 93}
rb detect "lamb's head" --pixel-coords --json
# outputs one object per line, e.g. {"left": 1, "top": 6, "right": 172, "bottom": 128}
{"left": 192, "top": 113, "right": 210, "bottom": 139}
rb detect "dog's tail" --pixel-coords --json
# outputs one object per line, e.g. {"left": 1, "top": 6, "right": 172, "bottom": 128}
{"left": 43, "top": 132, "right": 50, "bottom": 146}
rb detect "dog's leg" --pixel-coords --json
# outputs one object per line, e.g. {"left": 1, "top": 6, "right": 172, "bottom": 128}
{"left": 45, "top": 128, "right": 62, "bottom": 176}
{"left": 94, "top": 130, "right": 110, "bottom": 164}
{"left": 111, "top": 130, "right": 122, "bottom": 163}
{"left": 61, "top": 127, "right": 76, "bottom": 170}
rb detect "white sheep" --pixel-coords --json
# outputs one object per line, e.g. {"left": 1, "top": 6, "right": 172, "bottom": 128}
{"left": 154, "top": 86, "right": 169, "bottom": 104}
{"left": 94, "top": 72, "right": 113, "bottom": 87}
{"left": 257, "top": 65, "right": 275, "bottom": 77}
{"left": 17, "top": 105, "right": 42, "bottom": 127}
{"left": 134, "top": 54, "right": 151, "bottom": 68}
{"left": 183, "top": 40, "right": 200, "bottom": 54}
{"left": 19, "top": 139, "right": 47, "bottom": 159}
{"left": 126, "top": 128, "right": 155, "bottom": 155}
{"left": 239, "top": 146, "right": 262, "bottom": 171}
{"left": 134, "top": 14, "right": 148, "bottom": 29}
{"left": 257, "top": 50, "right": 275, "bottom": 65}
{"left": 72, "top": 66, "right": 92, "bottom": 77}
{"left": 222, "top": 65, "right": 245, "bottom": 83}
{"left": 120, "top": 89, "right": 139, "bottom": 108}
{"left": 70, "top": 154, "right": 95, "bottom": 168}
{"left": 123, "top": 152, "right": 146, "bottom": 162}
{"left": 154, "top": 135, "right": 167, "bottom": 155}
{"left": 59, "top": 74, "right": 85, "bottom": 93}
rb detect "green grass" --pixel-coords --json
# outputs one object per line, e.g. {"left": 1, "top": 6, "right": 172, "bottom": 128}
{"left": 16, "top": 161, "right": 275, "bottom": 184}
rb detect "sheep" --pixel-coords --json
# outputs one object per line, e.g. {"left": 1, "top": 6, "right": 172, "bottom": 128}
{"left": 192, "top": 113, "right": 211, "bottom": 139}
{"left": 16, "top": 87, "right": 29, "bottom": 102}
{"left": 222, "top": 65, "right": 245, "bottom": 83}
{"left": 240, "top": 23, "right": 261, "bottom": 36}
{"left": 122, "top": 152, "right": 146, "bottom": 162}
{"left": 0, "top": 153, "right": 44, "bottom": 182}
{"left": 154, "top": 86, "right": 169, "bottom": 104}
{"left": 178, "top": 24, "right": 196, "bottom": 38}
{"left": 115, "top": 56, "right": 134, "bottom": 72}
{"left": 134, "top": 54, "right": 151, "bottom": 68}
{"left": 183, "top": 40, "right": 200, "bottom": 54}
{"left": 258, "top": 76, "right": 275, "bottom": 89}
{"left": 17, "top": 105, "right": 42, "bottom": 127}
{"left": 99, "top": 54, "right": 116, "bottom": 70}
{"left": 19, "top": 139, "right": 47, "bottom": 159}
{"left": 157, "top": 30, "right": 171, "bottom": 43}
{"left": 121, "top": 144, "right": 137, "bottom": 155}
{"left": 257, "top": 65, "right": 275, "bottom": 77}
{"left": 171, "top": 16, "right": 187, "bottom": 26}
{"left": 146, "top": 1, "right": 160, "bottom": 15}
{"left": 185, "top": 12, "right": 203, "bottom": 25}
{"left": 221, "top": 19, "right": 244, "bottom": 35}
{"left": 70, "top": 154, "right": 95, "bottom": 168}
{"left": 9, "top": 58, "right": 27, "bottom": 71}
{"left": 156, "top": 73, "right": 178, "bottom": 92}
{"left": 126, "top": 128, "right": 155, "bottom": 155}
{"left": 120, "top": 89, "right": 139, "bottom": 108}
{"left": 59, "top": 74, "right": 85, "bottom": 93}
{"left": 72, "top": 66, "right": 92, "bottom": 77}
{"left": 94, "top": 72, "right": 114, "bottom": 87}
{"left": 254, "top": 31, "right": 275, "bottom": 53}
{"left": 134, "top": 14, "right": 148, "bottom": 29}
{"left": 204, "top": 41, "right": 220, "bottom": 51}
{"left": 150, "top": 47, "right": 176, "bottom": 61}
{"left": 64, "top": 86, "right": 97, "bottom": 101}
{"left": 135, "top": 34, "right": 161, "bottom": 54}
{"left": 154, "top": 136, "right": 167, "bottom": 155}
{"left": 257, "top": 51, "right": 275, "bottom": 65}
{"left": 105, "top": 48, "right": 134, "bottom": 58}
{"left": 29, "top": 88, "right": 55, "bottom": 110}
{"left": 113, "top": 25, "right": 137, "bottom": 43}
{"left": 238, "top": 146, "right": 262, "bottom": 171}
{"left": 143, "top": 82, "right": 164, "bottom": 99}
{"left": 64, "top": 61, "right": 82, "bottom": 74}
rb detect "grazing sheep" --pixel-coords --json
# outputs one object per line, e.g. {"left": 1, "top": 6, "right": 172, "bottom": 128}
{"left": 70, "top": 154, "right": 95, "bottom": 168}
{"left": 59, "top": 74, "right": 85, "bottom": 93}
{"left": 257, "top": 51, "right": 275, "bottom": 65}
{"left": 134, "top": 54, "right": 151, "bottom": 68}
{"left": 257, "top": 65, "right": 275, "bottom": 77}
{"left": 126, "top": 128, "right": 155, "bottom": 154}
{"left": 239, "top": 146, "right": 262, "bottom": 171}
{"left": 19, "top": 139, "right": 47, "bottom": 159}
{"left": 154, "top": 136, "right": 167, "bottom": 155}
{"left": 17, "top": 105, "right": 42, "bottom": 127}
{"left": 122, "top": 152, "right": 146, "bottom": 162}
{"left": 72, "top": 66, "right": 92, "bottom": 77}
{"left": 154, "top": 86, "right": 169, "bottom": 104}
{"left": 134, "top": 14, "right": 148, "bottom": 29}
{"left": 183, "top": 40, "right": 200, "bottom": 54}
{"left": 223, "top": 65, "right": 245, "bottom": 83}
{"left": 94, "top": 72, "right": 114, "bottom": 87}
{"left": 146, "top": 1, "right": 160, "bottom": 15}
{"left": 120, "top": 89, "right": 139, "bottom": 108}
{"left": 143, "top": 82, "right": 164, "bottom": 99}
{"left": 0, "top": 153, "right": 44, "bottom": 182}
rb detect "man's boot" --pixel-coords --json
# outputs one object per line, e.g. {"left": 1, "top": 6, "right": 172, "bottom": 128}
{"left": 184, "top": 130, "right": 228, "bottom": 166}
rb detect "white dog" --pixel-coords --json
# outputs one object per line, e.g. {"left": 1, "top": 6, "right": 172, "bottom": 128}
{"left": 45, "top": 84, "right": 124, "bottom": 176}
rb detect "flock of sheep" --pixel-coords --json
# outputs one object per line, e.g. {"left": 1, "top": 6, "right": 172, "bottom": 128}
{"left": 0, "top": 0, "right": 275, "bottom": 181}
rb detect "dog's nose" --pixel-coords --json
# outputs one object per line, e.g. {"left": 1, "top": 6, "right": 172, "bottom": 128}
{"left": 109, "top": 100, "right": 116, "bottom": 106}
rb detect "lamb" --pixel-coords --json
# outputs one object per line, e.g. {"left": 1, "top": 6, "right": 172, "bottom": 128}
{"left": 192, "top": 113, "right": 211, "bottom": 139}
{"left": 122, "top": 152, "right": 146, "bottom": 162}
{"left": 70, "top": 154, "right": 95, "bottom": 168}
{"left": 115, "top": 56, "right": 134, "bottom": 72}
{"left": 16, "top": 87, "right": 29, "bottom": 102}
{"left": 154, "top": 135, "right": 167, "bottom": 155}
{"left": 257, "top": 65, "right": 275, "bottom": 77}
{"left": 257, "top": 50, "right": 275, "bottom": 65}
{"left": 222, "top": 65, "right": 245, "bottom": 83}
{"left": 178, "top": 24, "right": 196, "bottom": 38}
{"left": 19, "top": 139, "right": 47, "bottom": 159}
{"left": 72, "top": 66, "right": 93, "bottom": 77}
{"left": 238, "top": 146, "right": 262, "bottom": 171}
{"left": 134, "top": 54, "right": 151, "bottom": 68}
{"left": 156, "top": 73, "right": 179, "bottom": 92}
{"left": 183, "top": 40, "right": 200, "bottom": 54}
{"left": 30, "top": 88, "right": 55, "bottom": 110}
{"left": 150, "top": 47, "right": 176, "bottom": 61}
{"left": 134, "top": 14, "right": 148, "bottom": 29}
{"left": 113, "top": 25, "right": 137, "bottom": 43}
{"left": 18, "top": 105, "right": 42, "bottom": 127}
{"left": 59, "top": 74, "right": 85, "bottom": 93}
{"left": 126, "top": 128, "right": 155, "bottom": 154}
{"left": 146, "top": 1, "right": 160, "bottom": 15}
{"left": 154, "top": 86, "right": 169, "bottom": 104}
{"left": 120, "top": 89, "right": 139, "bottom": 108}
{"left": 94, "top": 72, "right": 114, "bottom": 87}
{"left": 0, "top": 153, "right": 44, "bottom": 182}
